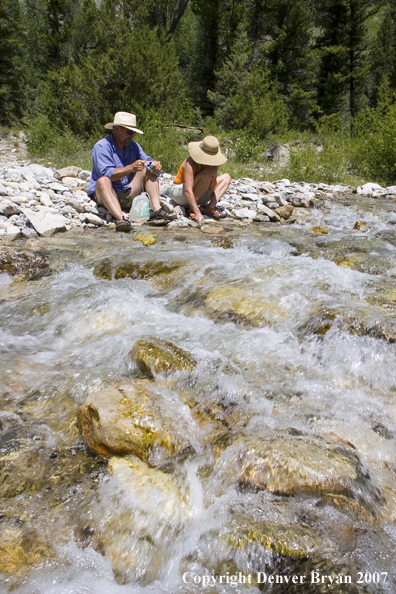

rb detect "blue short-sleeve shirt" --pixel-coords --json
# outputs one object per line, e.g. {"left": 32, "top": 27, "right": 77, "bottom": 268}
{"left": 87, "top": 135, "right": 151, "bottom": 196}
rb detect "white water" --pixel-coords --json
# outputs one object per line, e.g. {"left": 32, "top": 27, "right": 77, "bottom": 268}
{"left": 1, "top": 194, "right": 396, "bottom": 593}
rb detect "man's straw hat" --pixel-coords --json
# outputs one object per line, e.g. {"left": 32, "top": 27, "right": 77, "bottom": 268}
{"left": 188, "top": 136, "right": 227, "bottom": 166}
{"left": 105, "top": 111, "right": 143, "bottom": 134}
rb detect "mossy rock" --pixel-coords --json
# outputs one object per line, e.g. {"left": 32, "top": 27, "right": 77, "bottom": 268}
{"left": 114, "top": 260, "right": 187, "bottom": 290}
{"left": 219, "top": 515, "right": 320, "bottom": 559}
{"left": 210, "top": 238, "right": 233, "bottom": 249}
{"left": 309, "top": 226, "right": 329, "bottom": 235}
{"left": 133, "top": 233, "right": 156, "bottom": 246}
{"left": 0, "top": 527, "right": 53, "bottom": 576}
{"left": 354, "top": 220, "right": 369, "bottom": 232}
{"left": 78, "top": 379, "right": 191, "bottom": 460}
{"left": 130, "top": 337, "right": 196, "bottom": 378}
{"left": 0, "top": 445, "right": 102, "bottom": 498}
{"left": 205, "top": 284, "right": 286, "bottom": 327}
{"left": 91, "top": 456, "right": 189, "bottom": 584}
{"left": 213, "top": 435, "right": 382, "bottom": 519}
{"left": 0, "top": 247, "right": 50, "bottom": 278}
{"left": 93, "top": 258, "right": 113, "bottom": 279}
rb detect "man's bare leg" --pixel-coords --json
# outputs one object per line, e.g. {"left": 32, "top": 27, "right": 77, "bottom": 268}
{"left": 94, "top": 176, "right": 125, "bottom": 221}
{"left": 129, "top": 169, "right": 161, "bottom": 212}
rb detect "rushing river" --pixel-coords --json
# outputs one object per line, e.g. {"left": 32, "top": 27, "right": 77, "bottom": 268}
{"left": 1, "top": 193, "right": 396, "bottom": 593}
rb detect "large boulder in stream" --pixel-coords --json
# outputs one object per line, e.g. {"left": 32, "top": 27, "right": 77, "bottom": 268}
{"left": 130, "top": 337, "right": 196, "bottom": 378}
{"left": 211, "top": 435, "right": 382, "bottom": 521}
{"left": 78, "top": 379, "right": 192, "bottom": 460}
{"left": 91, "top": 456, "right": 190, "bottom": 584}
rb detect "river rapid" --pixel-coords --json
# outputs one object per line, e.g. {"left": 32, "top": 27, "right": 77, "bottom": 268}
{"left": 1, "top": 192, "right": 396, "bottom": 593}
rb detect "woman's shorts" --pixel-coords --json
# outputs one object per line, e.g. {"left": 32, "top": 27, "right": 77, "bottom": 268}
{"left": 167, "top": 183, "right": 210, "bottom": 207}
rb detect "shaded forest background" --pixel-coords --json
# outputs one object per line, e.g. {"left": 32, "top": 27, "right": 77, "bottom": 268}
{"left": 2, "top": 0, "right": 396, "bottom": 185}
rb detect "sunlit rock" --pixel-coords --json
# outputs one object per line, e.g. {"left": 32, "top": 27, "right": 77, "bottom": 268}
{"left": 114, "top": 260, "right": 188, "bottom": 290}
{"left": 130, "top": 337, "right": 196, "bottom": 378}
{"left": 78, "top": 379, "right": 191, "bottom": 460}
{"left": 275, "top": 204, "right": 294, "bottom": 219}
{"left": 219, "top": 515, "right": 320, "bottom": 559}
{"left": 0, "top": 527, "right": 52, "bottom": 576}
{"left": 309, "top": 226, "right": 329, "bottom": 234}
{"left": 91, "top": 456, "right": 189, "bottom": 584}
{"left": 0, "top": 246, "right": 49, "bottom": 278}
{"left": 133, "top": 232, "right": 156, "bottom": 246}
{"left": 204, "top": 284, "right": 286, "bottom": 327}
{"left": 212, "top": 435, "right": 383, "bottom": 520}
{"left": 354, "top": 220, "right": 369, "bottom": 231}
{"left": 210, "top": 237, "right": 234, "bottom": 248}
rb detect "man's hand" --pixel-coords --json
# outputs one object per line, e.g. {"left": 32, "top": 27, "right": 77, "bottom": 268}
{"left": 131, "top": 160, "right": 145, "bottom": 172}
{"left": 150, "top": 160, "right": 162, "bottom": 173}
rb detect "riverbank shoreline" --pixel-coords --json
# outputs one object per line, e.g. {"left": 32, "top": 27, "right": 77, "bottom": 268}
{"left": 1, "top": 134, "right": 396, "bottom": 242}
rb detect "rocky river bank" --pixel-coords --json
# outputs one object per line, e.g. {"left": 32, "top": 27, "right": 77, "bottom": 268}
{"left": 1, "top": 143, "right": 396, "bottom": 593}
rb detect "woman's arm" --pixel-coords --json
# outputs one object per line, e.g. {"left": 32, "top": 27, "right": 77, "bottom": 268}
{"left": 184, "top": 158, "right": 204, "bottom": 224}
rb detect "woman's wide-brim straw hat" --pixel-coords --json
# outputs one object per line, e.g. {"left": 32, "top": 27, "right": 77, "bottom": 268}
{"left": 105, "top": 111, "right": 143, "bottom": 134}
{"left": 188, "top": 136, "right": 227, "bottom": 166}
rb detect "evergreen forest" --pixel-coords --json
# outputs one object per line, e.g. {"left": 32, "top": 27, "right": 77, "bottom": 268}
{"left": 2, "top": 0, "right": 396, "bottom": 185}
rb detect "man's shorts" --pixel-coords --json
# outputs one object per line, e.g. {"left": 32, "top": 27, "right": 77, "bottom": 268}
{"left": 167, "top": 183, "right": 210, "bottom": 207}
{"left": 91, "top": 188, "right": 133, "bottom": 210}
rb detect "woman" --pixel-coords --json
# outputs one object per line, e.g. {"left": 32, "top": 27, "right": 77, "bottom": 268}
{"left": 167, "top": 136, "right": 231, "bottom": 225}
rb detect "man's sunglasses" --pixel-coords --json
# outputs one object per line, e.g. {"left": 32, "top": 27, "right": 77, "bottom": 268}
{"left": 119, "top": 126, "right": 135, "bottom": 136}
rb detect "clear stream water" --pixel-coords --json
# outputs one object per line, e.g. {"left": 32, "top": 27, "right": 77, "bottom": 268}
{"left": 0, "top": 193, "right": 396, "bottom": 593}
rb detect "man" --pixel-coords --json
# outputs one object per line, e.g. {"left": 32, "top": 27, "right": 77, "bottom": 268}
{"left": 87, "top": 111, "right": 175, "bottom": 232}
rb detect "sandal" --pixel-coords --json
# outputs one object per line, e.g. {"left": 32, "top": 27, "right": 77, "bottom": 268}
{"left": 150, "top": 208, "right": 176, "bottom": 221}
{"left": 116, "top": 218, "right": 132, "bottom": 233}
{"left": 200, "top": 206, "right": 226, "bottom": 220}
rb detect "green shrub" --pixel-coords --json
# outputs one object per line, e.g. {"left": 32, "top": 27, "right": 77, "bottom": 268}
{"left": 354, "top": 86, "right": 396, "bottom": 186}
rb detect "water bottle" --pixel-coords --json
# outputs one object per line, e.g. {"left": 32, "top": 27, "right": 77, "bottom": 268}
{"left": 129, "top": 192, "right": 150, "bottom": 222}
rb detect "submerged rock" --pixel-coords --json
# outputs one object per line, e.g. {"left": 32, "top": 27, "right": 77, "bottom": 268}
{"left": 130, "top": 337, "right": 196, "bottom": 378}
{"left": 204, "top": 284, "right": 286, "bottom": 327}
{"left": 114, "top": 260, "right": 187, "bottom": 290}
{"left": 219, "top": 515, "right": 320, "bottom": 559}
{"left": 0, "top": 246, "right": 49, "bottom": 278}
{"left": 133, "top": 232, "right": 156, "bottom": 246}
{"left": 212, "top": 435, "right": 382, "bottom": 520}
{"left": 92, "top": 456, "right": 189, "bottom": 584}
{"left": 78, "top": 379, "right": 191, "bottom": 460}
{"left": 0, "top": 527, "right": 52, "bottom": 576}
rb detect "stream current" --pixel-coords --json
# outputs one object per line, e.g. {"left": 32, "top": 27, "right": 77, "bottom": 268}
{"left": 0, "top": 193, "right": 396, "bottom": 593}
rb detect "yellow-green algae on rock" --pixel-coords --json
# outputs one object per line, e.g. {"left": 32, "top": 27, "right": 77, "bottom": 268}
{"left": 78, "top": 379, "right": 191, "bottom": 460}
{"left": 219, "top": 515, "right": 320, "bottom": 559}
{"left": 130, "top": 337, "right": 196, "bottom": 378}
{"left": 133, "top": 233, "right": 156, "bottom": 246}
{"left": 0, "top": 527, "right": 52, "bottom": 576}
{"left": 114, "top": 260, "right": 187, "bottom": 290}
{"left": 204, "top": 284, "right": 286, "bottom": 327}
{"left": 308, "top": 226, "right": 329, "bottom": 235}
{"left": 91, "top": 456, "right": 190, "bottom": 584}
{"left": 213, "top": 435, "right": 380, "bottom": 509}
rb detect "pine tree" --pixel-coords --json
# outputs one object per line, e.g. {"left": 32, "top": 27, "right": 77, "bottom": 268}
{"left": 0, "top": 0, "right": 23, "bottom": 124}
{"left": 316, "top": 0, "right": 384, "bottom": 131}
